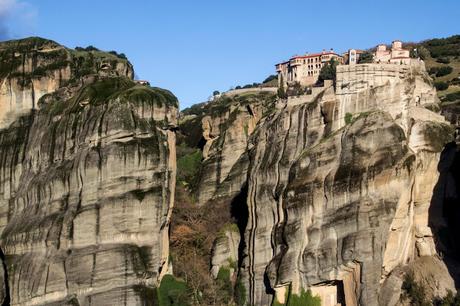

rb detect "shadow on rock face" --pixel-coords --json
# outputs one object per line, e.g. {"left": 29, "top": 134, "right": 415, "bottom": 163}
{"left": 429, "top": 141, "right": 460, "bottom": 288}
{"left": 0, "top": 248, "right": 9, "bottom": 306}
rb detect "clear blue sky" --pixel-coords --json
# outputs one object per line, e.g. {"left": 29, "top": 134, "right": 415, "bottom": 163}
{"left": 1, "top": 0, "right": 459, "bottom": 108}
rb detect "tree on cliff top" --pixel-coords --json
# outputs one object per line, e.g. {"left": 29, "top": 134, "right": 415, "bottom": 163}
{"left": 317, "top": 58, "right": 338, "bottom": 85}
{"left": 358, "top": 51, "right": 374, "bottom": 63}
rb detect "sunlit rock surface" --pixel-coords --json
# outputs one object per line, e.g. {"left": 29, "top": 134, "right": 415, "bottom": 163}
{"left": 0, "top": 38, "right": 177, "bottom": 306}
{"left": 238, "top": 60, "right": 455, "bottom": 305}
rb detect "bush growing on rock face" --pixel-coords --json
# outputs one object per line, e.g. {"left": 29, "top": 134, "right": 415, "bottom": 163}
{"left": 263, "top": 74, "right": 278, "bottom": 84}
{"left": 358, "top": 51, "right": 374, "bottom": 63}
{"left": 401, "top": 272, "right": 430, "bottom": 306}
{"left": 435, "top": 81, "right": 449, "bottom": 91}
{"left": 429, "top": 66, "right": 454, "bottom": 77}
{"left": 216, "top": 267, "right": 233, "bottom": 304}
{"left": 344, "top": 112, "right": 353, "bottom": 124}
{"left": 424, "top": 35, "right": 460, "bottom": 58}
{"left": 437, "top": 57, "right": 451, "bottom": 64}
{"left": 273, "top": 289, "right": 321, "bottom": 306}
{"left": 444, "top": 91, "right": 460, "bottom": 102}
{"left": 235, "top": 279, "right": 247, "bottom": 306}
{"left": 318, "top": 58, "right": 338, "bottom": 84}
{"left": 157, "top": 275, "right": 190, "bottom": 306}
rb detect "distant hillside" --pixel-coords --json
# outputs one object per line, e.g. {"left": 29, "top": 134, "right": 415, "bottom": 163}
{"left": 405, "top": 35, "right": 460, "bottom": 102}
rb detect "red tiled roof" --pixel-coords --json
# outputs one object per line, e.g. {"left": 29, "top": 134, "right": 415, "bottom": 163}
{"left": 290, "top": 51, "right": 342, "bottom": 60}
{"left": 276, "top": 51, "right": 343, "bottom": 66}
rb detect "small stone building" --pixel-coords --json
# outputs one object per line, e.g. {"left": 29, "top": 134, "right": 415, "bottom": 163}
{"left": 374, "top": 40, "right": 410, "bottom": 65}
{"left": 276, "top": 49, "right": 344, "bottom": 87}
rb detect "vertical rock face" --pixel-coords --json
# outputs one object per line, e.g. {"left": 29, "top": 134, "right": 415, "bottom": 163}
{"left": 0, "top": 37, "right": 134, "bottom": 129}
{"left": 0, "top": 38, "right": 177, "bottom": 305}
{"left": 178, "top": 91, "right": 277, "bottom": 205}
{"left": 238, "top": 60, "right": 455, "bottom": 305}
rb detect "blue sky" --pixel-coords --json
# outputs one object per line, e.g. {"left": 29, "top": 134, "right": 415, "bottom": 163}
{"left": 1, "top": 0, "right": 459, "bottom": 108}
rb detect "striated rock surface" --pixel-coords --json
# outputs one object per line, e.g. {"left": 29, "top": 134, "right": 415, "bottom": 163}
{"left": 0, "top": 38, "right": 177, "bottom": 306}
{"left": 237, "top": 60, "right": 456, "bottom": 305}
{"left": 210, "top": 225, "right": 240, "bottom": 278}
{"left": 0, "top": 37, "right": 133, "bottom": 129}
{"left": 178, "top": 90, "right": 277, "bottom": 205}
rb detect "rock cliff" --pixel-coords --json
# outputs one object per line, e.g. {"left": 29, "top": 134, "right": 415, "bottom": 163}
{"left": 0, "top": 37, "right": 133, "bottom": 129}
{"left": 177, "top": 60, "right": 457, "bottom": 306}
{"left": 1, "top": 36, "right": 459, "bottom": 306}
{"left": 0, "top": 38, "right": 177, "bottom": 305}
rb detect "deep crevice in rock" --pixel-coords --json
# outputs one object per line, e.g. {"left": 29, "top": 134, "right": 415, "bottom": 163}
{"left": 429, "top": 141, "right": 460, "bottom": 288}
{"left": 230, "top": 183, "right": 249, "bottom": 269}
{"left": 0, "top": 248, "right": 10, "bottom": 306}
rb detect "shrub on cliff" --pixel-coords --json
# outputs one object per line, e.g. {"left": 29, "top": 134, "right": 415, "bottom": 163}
{"left": 358, "top": 51, "right": 374, "bottom": 63}
{"left": 273, "top": 289, "right": 321, "bottom": 306}
{"left": 318, "top": 58, "right": 338, "bottom": 84}
{"left": 216, "top": 267, "right": 233, "bottom": 304}
{"left": 263, "top": 74, "right": 278, "bottom": 84}
{"left": 401, "top": 272, "right": 430, "bottom": 306}
{"left": 157, "top": 275, "right": 190, "bottom": 306}
{"left": 424, "top": 35, "right": 460, "bottom": 58}
{"left": 434, "top": 81, "right": 449, "bottom": 91}
{"left": 429, "top": 66, "right": 453, "bottom": 77}
{"left": 444, "top": 91, "right": 460, "bottom": 102}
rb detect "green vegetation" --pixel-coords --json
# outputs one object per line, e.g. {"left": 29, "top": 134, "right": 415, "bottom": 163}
{"left": 318, "top": 58, "right": 338, "bottom": 84}
{"left": 401, "top": 272, "right": 460, "bottom": 306}
{"left": 401, "top": 272, "right": 430, "bottom": 306}
{"left": 216, "top": 223, "right": 239, "bottom": 239}
{"left": 423, "top": 35, "right": 460, "bottom": 58}
{"left": 157, "top": 275, "right": 190, "bottom": 306}
{"left": 42, "top": 76, "right": 177, "bottom": 119}
{"left": 344, "top": 112, "right": 353, "bottom": 124}
{"left": 417, "top": 46, "right": 431, "bottom": 60}
{"left": 435, "top": 290, "right": 460, "bottom": 306}
{"left": 263, "top": 74, "right": 278, "bottom": 83}
{"left": 358, "top": 51, "right": 374, "bottom": 63}
{"left": 423, "top": 122, "right": 455, "bottom": 152}
{"left": 273, "top": 288, "right": 321, "bottom": 306}
{"left": 75, "top": 45, "right": 100, "bottom": 52}
{"left": 429, "top": 66, "right": 453, "bottom": 77}
{"left": 108, "top": 50, "right": 128, "bottom": 59}
{"left": 436, "top": 57, "right": 451, "bottom": 64}
{"left": 278, "top": 75, "right": 287, "bottom": 99}
{"left": 235, "top": 278, "right": 247, "bottom": 306}
{"left": 435, "top": 81, "right": 449, "bottom": 91}
{"left": 177, "top": 147, "right": 202, "bottom": 190}
{"left": 444, "top": 91, "right": 460, "bottom": 102}
{"left": 216, "top": 267, "right": 233, "bottom": 304}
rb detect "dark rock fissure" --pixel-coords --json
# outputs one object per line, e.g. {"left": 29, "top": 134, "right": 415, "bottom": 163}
{"left": 429, "top": 141, "right": 460, "bottom": 287}
{"left": 0, "top": 248, "right": 10, "bottom": 306}
{"left": 230, "top": 183, "right": 249, "bottom": 269}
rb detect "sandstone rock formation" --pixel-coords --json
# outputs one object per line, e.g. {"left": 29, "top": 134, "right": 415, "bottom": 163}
{"left": 0, "top": 38, "right": 177, "bottom": 305}
{"left": 210, "top": 225, "right": 240, "bottom": 279}
{"left": 239, "top": 60, "right": 456, "bottom": 305}
{"left": 2, "top": 36, "right": 459, "bottom": 306}
{"left": 178, "top": 90, "right": 277, "bottom": 206}
{"left": 0, "top": 37, "right": 133, "bottom": 129}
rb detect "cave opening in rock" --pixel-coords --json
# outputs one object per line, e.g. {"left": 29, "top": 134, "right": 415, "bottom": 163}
{"left": 230, "top": 183, "right": 249, "bottom": 268}
{"left": 429, "top": 141, "right": 460, "bottom": 286}
{"left": 0, "top": 248, "right": 10, "bottom": 306}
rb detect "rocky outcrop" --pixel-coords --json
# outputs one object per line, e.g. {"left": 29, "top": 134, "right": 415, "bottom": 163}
{"left": 178, "top": 90, "right": 277, "bottom": 205}
{"left": 237, "top": 60, "right": 455, "bottom": 305}
{"left": 211, "top": 225, "right": 240, "bottom": 278}
{"left": 0, "top": 37, "right": 133, "bottom": 129}
{"left": 0, "top": 38, "right": 177, "bottom": 305}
